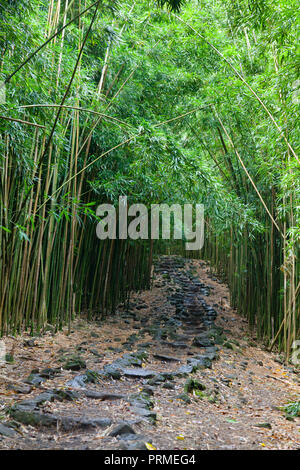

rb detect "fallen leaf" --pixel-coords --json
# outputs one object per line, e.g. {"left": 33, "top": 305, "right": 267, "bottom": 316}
{"left": 145, "top": 442, "right": 157, "bottom": 450}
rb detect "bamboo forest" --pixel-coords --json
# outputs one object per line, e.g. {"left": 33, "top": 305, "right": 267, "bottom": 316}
{"left": 0, "top": 0, "right": 299, "bottom": 453}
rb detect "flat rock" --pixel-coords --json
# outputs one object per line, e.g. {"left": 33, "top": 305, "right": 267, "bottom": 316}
{"left": 187, "top": 356, "right": 212, "bottom": 369}
{"left": 60, "top": 416, "right": 112, "bottom": 431}
{"left": 123, "top": 368, "right": 156, "bottom": 379}
{"left": 130, "top": 407, "right": 157, "bottom": 422}
{"left": 24, "top": 373, "right": 45, "bottom": 386}
{"left": 174, "top": 365, "right": 194, "bottom": 376}
{"left": 7, "top": 383, "right": 32, "bottom": 394}
{"left": 83, "top": 390, "right": 125, "bottom": 400}
{"left": 128, "top": 392, "right": 153, "bottom": 410}
{"left": 40, "top": 368, "right": 62, "bottom": 379}
{"left": 147, "top": 374, "right": 167, "bottom": 385}
{"left": 109, "top": 422, "right": 136, "bottom": 437}
{"left": 10, "top": 408, "right": 58, "bottom": 427}
{"left": 119, "top": 440, "right": 148, "bottom": 450}
{"left": 53, "top": 389, "right": 79, "bottom": 401}
{"left": 101, "top": 365, "right": 122, "bottom": 380}
{"left": 141, "top": 386, "right": 155, "bottom": 395}
{"left": 163, "top": 382, "right": 175, "bottom": 389}
{"left": 162, "top": 342, "right": 188, "bottom": 349}
{"left": 12, "top": 392, "right": 57, "bottom": 413}
{"left": 66, "top": 370, "right": 100, "bottom": 388}
{"left": 117, "top": 433, "right": 151, "bottom": 442}
{"left": 192, "top": 334, "right": 213, "bottom": 348}
{"left": 153, "top": 354, "right": 181, "bottom": 362}
{"left": 63, "top": 357, "right": 86, "bottom": 371}
{"left": 66, "top": 375, "right": 87, "bottom": 388}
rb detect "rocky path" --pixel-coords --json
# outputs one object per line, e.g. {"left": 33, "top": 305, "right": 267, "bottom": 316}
{"left": 0, "top": 256, "right": 299, "bottom": 450}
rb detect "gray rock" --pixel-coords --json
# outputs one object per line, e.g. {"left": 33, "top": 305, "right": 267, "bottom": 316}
{"left": 118, "top": 356, "right": 142, "bottom": 368}
{"left": 0, "top": 423, "right": 18, "bottom": 438}
{"left": 24, "top": 373, "right": 45, "bottom": 386}
{"left": 117, "top": 433, "right": 151, "bottom": 442}
{"left": 205, "top": 346, "right": 219, "bottom": 353}
{"left": 119, "top": 440, "right": 148, "bottom": 450}
{"left": 90, "top": 349, "right": 104, "bottom": 358}
{"left": 192, "top": 334, "right": 213, "bottom": 348}
{"left": 163, "top": 382, "right": 175, "bottom": 390}
{"left": 66, "top": 375, "right": 87, "bottom": 388}
{"left": 163, "top": 341, "right": 188, "bottom": 349}
{"left": 10, "top": 408, "right": 58, "bottom": 427}
{"left": 147, "top": 374, "right": 167, "bottom": 385}
{"left": 53, "top": 389, "right": 79, "bottom": 401}
{"left": 153, "top": 354, "right": 181, "bottom": 362}
{"left": 33, "top": 391, "right": 58, "bottom": 405}
{"left": 40, "top": 368, "right": 62, "bottom": 379}
{"left": 60, "top": 416, "right": 112, "bottom": 431}
{"left": 83, "top": 390, "right": 125, "bottom": 400}
{"left": 66, "top": 370, "right": 100, "bottom": 388}
{"left": 101, "top": 365, "right": 122, "bottom": 380}
{"left": 187, "top": 356, "right": 212, "bottom": 369}
{"left": 174, "top": 364, "right": 194, "bottom": 377}
{"left": 141, "top": 386, "right": 155, "bottom": 396}
{"left": 63, "top": 356, "right": 86, "bottom": 371}
{"left": 128, "top": 393, "right": 153, "bottom": 410}
{"left": 131, "top": 407, "right": 157, "bottom": 422}
{"left": 202, "top": 351, "right": 218, "bottom": 361}
{"left": 123, "top": 368, "right": 156, "bottom": 379}
{"left": 7, "top": 383, "right": 32, "bottom": 394}
{"left": 12, "top": 392, "right": 57, "bottom": 414}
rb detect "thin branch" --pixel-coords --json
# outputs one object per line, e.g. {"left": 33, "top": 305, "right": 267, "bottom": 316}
{"left": 154, "top": 104, "right": 212, "bottom": 127}
{"left": 11, "top": 1, "right": 100, "bottom": 224}
{"left": 1, "top": 0, "right": 102, "bottom": 87}
{"left": 19, "top": 104, "right": 133, "bottom": 127}
{"left": 40, "top": 2, "right": 100, "bottom": 166}
{"left": 36, "top": 136, "right": 133, "bottom": 212}
{"left": 36, "top": 102, "right": 210, "bottom": 212}
{"left": 0, "top": 115, "right": 45, "bottom": 129}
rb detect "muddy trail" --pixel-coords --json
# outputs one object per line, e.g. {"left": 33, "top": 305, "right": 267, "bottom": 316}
{"left": 0, "top": 257, "right": 299, "bottom": 450}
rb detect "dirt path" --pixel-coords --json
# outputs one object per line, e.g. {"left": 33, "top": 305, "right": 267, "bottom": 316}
{"left": 0, "top": 257, "right": 299, "bottom": 450}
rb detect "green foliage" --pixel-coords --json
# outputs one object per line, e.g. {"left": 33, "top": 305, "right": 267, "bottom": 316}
{"left": 284, "top": 401, "right": 300, "bottom": 418}
{"left": 0, "top": 0, "right": 298, "bottom": 356}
